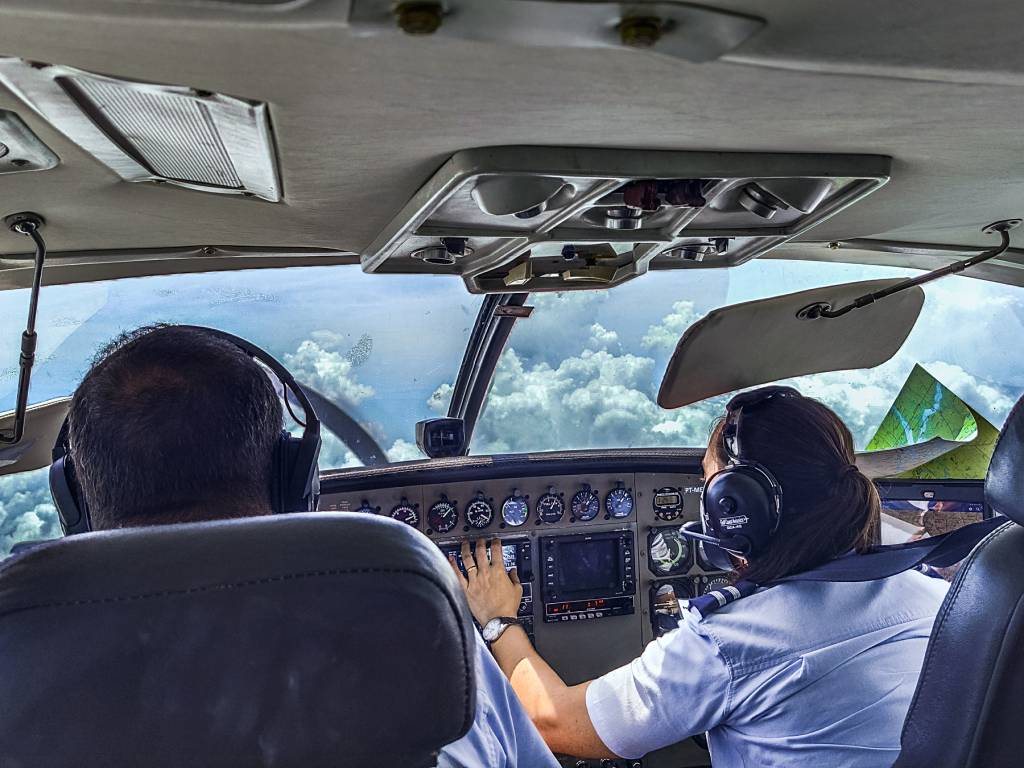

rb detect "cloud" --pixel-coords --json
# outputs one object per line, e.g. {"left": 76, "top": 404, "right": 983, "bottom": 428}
{"left": 641, "top": 300, "right": 702, "bottom": 350}
{"left": 284, "top": 337, "right": 375, "bottom": 406}
{"left": 428, "top": 382, "right": 454, "bottom": 415}
{"left": 0, "top": 467, "right": 61, "bottom": 555}
{"left": 587, "top": 324, "right": 619, "bottom": 351}
{"left": 473, "top": 345, "right": 725, "bottom": 453}
{"left": 386, "top": 438, "right": 424, "bottom": 463}
{"left": 498, "top": 291, "right": 613, "bottom": 365}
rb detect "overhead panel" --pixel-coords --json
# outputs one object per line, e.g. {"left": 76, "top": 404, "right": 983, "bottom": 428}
{"left": 361, "top": 146, "right": 891, "bottom": 293}
{"left": 0, "top": 58, "right": 281, "bottom": 202}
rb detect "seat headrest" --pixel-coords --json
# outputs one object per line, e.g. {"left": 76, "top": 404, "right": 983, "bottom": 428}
{"left": 986, "top": 392, "right": 1024, "bottom": 526}
{"left": 0, "top": 513, "right": 476, "bottom": 768}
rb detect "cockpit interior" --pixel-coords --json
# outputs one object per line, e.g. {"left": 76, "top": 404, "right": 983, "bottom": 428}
{"left": 1, "top": 2, "right": 1024, "bottom": 767}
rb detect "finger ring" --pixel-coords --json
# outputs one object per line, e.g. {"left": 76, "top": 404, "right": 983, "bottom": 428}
{"left": 466, "top": 565, "right": 478, "bottom": 572}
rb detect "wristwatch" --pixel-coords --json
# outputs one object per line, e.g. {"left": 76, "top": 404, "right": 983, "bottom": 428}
{"left": 481, "top": 616, "right": 522, "bottom": 643}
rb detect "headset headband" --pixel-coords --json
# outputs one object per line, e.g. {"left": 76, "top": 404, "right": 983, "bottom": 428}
{"left": 722, "top": 385, "right": 801, "bottom": 461}
{"left": 184, "top": 326, "right": 320, "bottom": 434}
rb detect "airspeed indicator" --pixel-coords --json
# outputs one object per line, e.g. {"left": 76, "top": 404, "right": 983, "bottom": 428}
{"left": 390, "top": 500, "right": 419, "bottom": 527}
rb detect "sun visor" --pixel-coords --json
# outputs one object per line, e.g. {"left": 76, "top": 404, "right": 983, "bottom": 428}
{"left": 657, "top": 278, "right": 925, "bottom": 408}
{"left": 0, "top": 397, "right": 70, "bottom": 477}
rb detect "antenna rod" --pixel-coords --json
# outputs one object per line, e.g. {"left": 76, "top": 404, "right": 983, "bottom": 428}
{"left": 1, "top": 213, "right": 47, "bottom": 445}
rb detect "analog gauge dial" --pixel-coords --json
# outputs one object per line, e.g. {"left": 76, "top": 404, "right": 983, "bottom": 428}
{"left": 354, "top": 500, "right": 379, "bottom": 516}
{"left": 536, "top": 491, "right": 565, "bottom": 524}
{"left": 700, "top": 575, "right": 732, "bottom": 595}
{"left": 605, "top": 486, "right": 634, "bottom": 519}
{"left": 648, "top": 529, "right": 691, "bottom": 576}
{"left": 466, "top": 496, "right": 494, "bottom": 529}
{"left": 501, "top": 494, "right": 530, "bottom": 527}
{"left": 428, "top": 496, "right": 458, "bottom": 533}
{"left": 571, "top": 486, "right": 600, "bottom": 521}
{"left": 389, "top": 500, "right": 420, "bottom": 527}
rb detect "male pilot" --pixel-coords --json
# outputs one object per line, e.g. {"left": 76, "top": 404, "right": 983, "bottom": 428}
{"left": 62, "top": 323, "right": 559, "bottom": 768}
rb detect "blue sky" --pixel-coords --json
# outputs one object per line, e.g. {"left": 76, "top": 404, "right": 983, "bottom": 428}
{"left": 2, "top": 260, "right": 1023, "bottom": 552}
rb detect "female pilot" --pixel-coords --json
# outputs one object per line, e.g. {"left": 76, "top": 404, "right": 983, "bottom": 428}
{"left": 449, "top": 386, "right": 948, "bottom": 766}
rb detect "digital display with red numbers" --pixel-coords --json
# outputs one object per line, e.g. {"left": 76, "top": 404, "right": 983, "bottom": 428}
{"left": 544, "top": 596, "right": 633, "bottom": 621}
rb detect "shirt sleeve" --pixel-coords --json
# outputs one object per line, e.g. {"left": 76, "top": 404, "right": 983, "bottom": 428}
{"left": 439, "top": 633, "right": 560, "bottom": 768}
{"left": 585, "top": 615, "right": 733, "bottom": 759}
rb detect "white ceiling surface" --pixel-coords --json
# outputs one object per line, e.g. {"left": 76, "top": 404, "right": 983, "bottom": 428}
{"left": 0, "top": 0, "right": 1022, "bottom": 263}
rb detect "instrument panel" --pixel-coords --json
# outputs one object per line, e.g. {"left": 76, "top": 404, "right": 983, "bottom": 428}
{"left": 321, "top": 455, "right": 987, "bottom": 768}
{"left": 320, "top": 451, "right": 721, "bottom": 768}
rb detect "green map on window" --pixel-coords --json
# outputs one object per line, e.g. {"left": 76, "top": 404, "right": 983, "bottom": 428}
{"left": 864, "top": 363, "right": 999, "bottom": 479}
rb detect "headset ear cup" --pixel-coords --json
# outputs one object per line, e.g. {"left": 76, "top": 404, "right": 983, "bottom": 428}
{"left": 49, "top": 454, "right": 89, "bottom": 536}
{"left": 273, "top": 431, "right": 321, "bottom": 514}
{"left": 703, "top": 465, "right": 780, "bottom": 557}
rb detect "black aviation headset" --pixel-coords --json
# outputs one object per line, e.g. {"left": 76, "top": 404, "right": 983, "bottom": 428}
{"left": 50, "top": 326, "right": 322, "bottom": 535}
{"left": 681, "top": 386, "right": 797, "bottom": 571}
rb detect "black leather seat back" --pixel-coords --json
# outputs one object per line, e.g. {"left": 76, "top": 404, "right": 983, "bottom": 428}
{"left": 0, "top": 513, "right": 476, "bottom": 768}
{"left": 894, "top": 394, "right": 1024, "bottom": 767}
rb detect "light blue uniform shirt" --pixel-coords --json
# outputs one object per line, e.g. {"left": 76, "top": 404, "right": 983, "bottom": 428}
{"left": 587, "top": 570, "right": 948, "bottom": 766}
{"left": 439, "top": 633, "right": 560, "bottom": 768}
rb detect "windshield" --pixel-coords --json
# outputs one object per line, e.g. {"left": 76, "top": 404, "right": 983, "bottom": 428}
{"left": 1, "top": 265, "right": 480, "bottom": 463}
{"left": 472, "top": 260, "right": 1024, "bottom": 453}
{"left": 3, "top": 259, "right": 1023, "bottom": 554}
{"left": 0, "top": 265, "right": 481, "bottom": 552}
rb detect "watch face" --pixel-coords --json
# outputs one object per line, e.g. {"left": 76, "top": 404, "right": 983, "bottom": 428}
{"left": 482, "top": 618, "right": 513, "bottom": 642}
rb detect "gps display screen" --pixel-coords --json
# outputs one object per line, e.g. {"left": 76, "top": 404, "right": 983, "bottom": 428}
{"left": 555, "top": 539, "right": 619, "bottom": 594}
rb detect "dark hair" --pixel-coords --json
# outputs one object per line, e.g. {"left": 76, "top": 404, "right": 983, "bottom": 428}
{"left": 67, "top": 324, "right": 283, "bottom": 529}
{"left": 707, "top": 392, "right": 880, "bottom": 584}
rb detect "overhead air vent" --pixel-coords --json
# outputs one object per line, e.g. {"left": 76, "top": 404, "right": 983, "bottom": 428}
{"left": 0, "top": 59, "right": 281, "bottom": 201}
{"left": 361, "top": 147, "right": 891, "bottom": 294}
